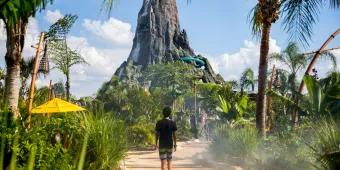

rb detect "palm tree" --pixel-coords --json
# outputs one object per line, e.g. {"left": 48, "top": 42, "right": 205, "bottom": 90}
{"left": 46, "top": 14, "right": 87, "bottom": 101}
{"left": 270, "top": 43, "right": 307, "bottom": 94}
{"left": 269, "top": 42, "right": 336, "bottom": 127}
{"left": 0, "top": 0, "right": 53, "bottom": 118}
{"left": 19, "top": 57, "right": 48, "bottom": 100}
{"left": 49, "top": 45, "right": 87, "bottom": 101}
{"left": 240, "top": 68, "right": 256, "bottom": 96}
{"left": 250, "top": 0, "right": 281, "bottom": 136}
{"left": 19, "top": 58, "right": 35, "bottom": 100}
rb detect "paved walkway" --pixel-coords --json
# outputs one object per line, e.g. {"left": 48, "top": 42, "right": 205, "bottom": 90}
{"left": 122, "top": 140, "right": 243, "bottom": 170}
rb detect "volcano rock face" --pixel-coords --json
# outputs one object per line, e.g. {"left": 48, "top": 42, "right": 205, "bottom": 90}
{"left": 115, "top": 0, "right": 223, "bottom": 84}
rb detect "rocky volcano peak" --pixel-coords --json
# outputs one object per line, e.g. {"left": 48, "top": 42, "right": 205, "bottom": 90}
{"left": 115, "top": 0, "right": 224, "bottom": 84}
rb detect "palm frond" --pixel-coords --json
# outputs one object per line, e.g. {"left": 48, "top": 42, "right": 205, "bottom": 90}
{"left": 269, "top": 52, "right": 284, "bottom": 62}
{"left": 249, "top": 4, "right": 262, "bottom": 37}
{"left": 319, "top": 51, "right": 337, "bottom": 71}
{"left": 304, "top": 75, "right": 323, "bottom": 114}
{"left": 46, "top": 14, "right": 78, "bottom": 40}
{"left": 0, "top": 0, "right": 54, "bottom": 27}
{"left": 267, "top": 90, "right": 306, "bottom": 112}
{"left": 101, "top": 0, "right": 118, "bottom": 16}
{"left": 329, "top": 0, "right": 340, "bottom": 8}
{"left": 282, "top": 0, "right": 322, "bottom": 46}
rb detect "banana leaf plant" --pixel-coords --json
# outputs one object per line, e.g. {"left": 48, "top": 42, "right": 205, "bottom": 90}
{"left": 216, "top": 95, "right": 252, "bottom": 122}
{"left": 268, "top": 73, "right": 340, "bottom": 117}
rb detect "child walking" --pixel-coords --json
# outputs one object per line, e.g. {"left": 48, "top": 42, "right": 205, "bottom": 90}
{"left": 155, "top": 107, "right": 177, "bottom": 170}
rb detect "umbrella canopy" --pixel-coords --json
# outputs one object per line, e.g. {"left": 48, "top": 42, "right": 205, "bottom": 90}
{"left": 31, "top": 98, "right": 86, "bottom": 114}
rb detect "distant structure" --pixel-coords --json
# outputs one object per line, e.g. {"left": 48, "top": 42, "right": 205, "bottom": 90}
{"left": 114, "top": 0, "right": 224, "bottom": 84}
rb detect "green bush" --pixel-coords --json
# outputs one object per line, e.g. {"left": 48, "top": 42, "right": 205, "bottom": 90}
{"left": 85, "top": 113, "right": 127, "bottom": 169}
{"left": 1, "top": 111, "right": 128, "bottom": 170}
{"left": 1, "top": 113, "right": 85, "bottom": 169}
{"left": 309, "top": 117, "right": 340, "bottom": 170}
{"left": 127, "top": 123, "right": 155, "bottom": 148}
{"left": 175, "top": 111, "right": 193, "bottom": 140}
{"left": 210, "top": 124, "right": 260, "bottom": 159}
{"left": 259, "top": 133, "right": 314, "bottom": 170}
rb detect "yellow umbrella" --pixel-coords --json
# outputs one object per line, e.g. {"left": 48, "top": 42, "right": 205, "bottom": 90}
{"left": 31, "top": 98, "right": 86, "bottom": 114}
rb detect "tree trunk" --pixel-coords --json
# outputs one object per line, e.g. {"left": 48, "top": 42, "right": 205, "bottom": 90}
{"left": 256, "top": 22, "right": 271, "bottom": 136}
{"left": 66, "top": 72, "right": 70, "bottom": 101}
{"left": 290, "top": 75, "right": 298, "bottom": 129}
{"left": 4, "top": 19, "right": 27, "bottom": 118}
{"left": 266, "top": 65, "right": 275, "bottom": 131}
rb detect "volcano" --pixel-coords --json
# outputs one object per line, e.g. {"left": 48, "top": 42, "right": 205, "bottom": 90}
{"left": 115, "top": 0, "right": 224, "bottom": 84}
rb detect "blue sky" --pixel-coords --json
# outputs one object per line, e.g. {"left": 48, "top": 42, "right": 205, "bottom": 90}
{"left": 0, "top": 0, "right": 339, "bottom": 97}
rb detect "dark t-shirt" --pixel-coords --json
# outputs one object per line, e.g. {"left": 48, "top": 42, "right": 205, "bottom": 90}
{"left": 156, "top": 118, "right": 177, "bottom": 149}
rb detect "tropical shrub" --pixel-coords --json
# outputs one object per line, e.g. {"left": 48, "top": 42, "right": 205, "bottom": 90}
{"left": 127, "top": 117, "right": 155, "bottom": 148}
{"left": 210, "top": 123, "right": 260, "bottom": 159}
{"left": 175, "top": 111, "right": 193, "bottom": 140}
{"left": 1, "top": 113, "right": 85, "bottom": 169}
{"left": 308, "top": 117, "right": 340, "bottom": 170}
{"left": 85, "top": 112, "right": 127, "bottom": 169}
{"left": 259, "top": 131, "right": 314, "bottom": 170}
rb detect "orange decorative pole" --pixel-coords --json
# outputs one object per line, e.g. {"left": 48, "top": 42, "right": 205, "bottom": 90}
{"left": 48, "top": 80, "right": 53, "bottom": 101}
{"left": 28, "top": 32, "right": 45, "bottom": 127}
{"left": 302, "top": 46, "right": 340, "bottom": 56}
{"left": 299, "top": 28, "right": 340, "bottom": 93}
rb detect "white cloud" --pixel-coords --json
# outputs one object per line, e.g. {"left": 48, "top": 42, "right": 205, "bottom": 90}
{"left": 41, "top": 16, "right": 134, "bottom": 97}
{"left": 39, "top": 17, "right": 133, "bottom": 97}
{"left": 0, "top": 21, "right": 6, "bottom": 67}
{"left": 82, "top": 18, "right": 134, "bottom": 47}
{"left": 22, "top": 18, "right": 41, "bottom": 59}
{"left": 44, "top": 10, "right": 63, "bottom": 24}
{"left": 205, "top": 38, "right": 281, "bottom": 81}
{"left": 0, "top": 15, "right": 133, "bottom": 98}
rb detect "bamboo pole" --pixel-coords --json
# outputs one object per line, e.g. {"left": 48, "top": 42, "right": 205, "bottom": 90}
{"left": 292, "top": 28, "right": 340, "bottom": 129}
{"left": 302, "top": 46, "right": 340, "bottom": 56}
{"left": 28, "top": 32, "right": 45, "bottom": 127}
{"left": 299, "top": 28, "right": 340, "bottom": 93}
{"left": 48, "top": 80, "right": 52, "bottom": 101}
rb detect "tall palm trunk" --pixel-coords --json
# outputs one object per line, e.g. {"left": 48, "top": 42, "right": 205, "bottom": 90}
{"left": 4, "top": 19, "right": 27, "bottom": 118}
{"left": 256, "top": 22, "right": 271, "bottom": 136}
{"left": 289, "top": 74, "right": 299, "bottom": 129}
{"left": 66, "top": 72, "right": 70, "bottom": 101}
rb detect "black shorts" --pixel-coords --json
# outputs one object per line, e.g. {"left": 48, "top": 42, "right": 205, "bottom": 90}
{"left": 159, "top": 148, "right": 173, "bottom": 160}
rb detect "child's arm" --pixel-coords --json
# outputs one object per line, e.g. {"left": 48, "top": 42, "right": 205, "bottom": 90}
{"left": 173, "top": 132, "right": 177, "bottom": 152}
{"left": 155, "top": 122, "right": 159, "bottom": 150}
{"left": 155, "top": 131, "right": 159, "bottom": 148}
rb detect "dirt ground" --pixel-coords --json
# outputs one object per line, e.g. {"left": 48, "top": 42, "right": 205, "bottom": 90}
{"left": 122, "top": 140, "right": 243, "bottom": 170}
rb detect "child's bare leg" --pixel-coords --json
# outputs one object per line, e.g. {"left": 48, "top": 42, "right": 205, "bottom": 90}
{"left": 161, "top": 160, "right": 167, "bottom": 170}
{"left": 167, "top": 160, "right": 172, "bottom": 170}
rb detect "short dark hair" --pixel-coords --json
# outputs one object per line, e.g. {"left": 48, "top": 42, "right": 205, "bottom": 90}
{"left": 162, "top": 106, "right": 172, "bottom": 117}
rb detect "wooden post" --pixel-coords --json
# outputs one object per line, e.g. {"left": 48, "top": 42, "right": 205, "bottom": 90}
{"left": 28, "top": 32, "right": 45, "bottom": 127}
{"left": 48, "top": 80, "right": 52, "bottom": 101}
{"left": 194, "top": 82, "right": 197, "bottom": 116}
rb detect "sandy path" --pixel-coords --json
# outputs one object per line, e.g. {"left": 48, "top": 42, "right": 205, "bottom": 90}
{"left": 122, "top": 141, "right": 242, "bottom": 170}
